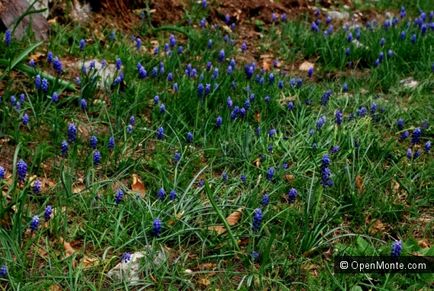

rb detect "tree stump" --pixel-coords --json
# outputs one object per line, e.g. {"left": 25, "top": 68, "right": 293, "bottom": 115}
{"left": 0, "top": 0, "right": 48, "bottom": 40}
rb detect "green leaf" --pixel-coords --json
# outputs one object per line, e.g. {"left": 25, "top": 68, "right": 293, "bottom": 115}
{"left": 9, "top": 41, "right": 43, "bottom": 71}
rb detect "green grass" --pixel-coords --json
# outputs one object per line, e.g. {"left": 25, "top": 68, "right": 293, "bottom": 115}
{"left": 0, "top": 2, "right": 433, "bottom": 290}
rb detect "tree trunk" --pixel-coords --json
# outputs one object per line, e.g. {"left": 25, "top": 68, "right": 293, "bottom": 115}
{"left": 0, "top": 0, "right": 48, "bottom": 40}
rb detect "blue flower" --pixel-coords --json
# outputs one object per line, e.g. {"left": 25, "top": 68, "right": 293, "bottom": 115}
{"left": 216, "top": 116, "right": 222, "bottom": 128}
{"left": 252, "top": 208, "right": 262, "bottom": 231}
{"left": 17, "top": 159, "right": 27, "bottom": 182}
{"left": 307, "top": 67, "right": 314, "bottom": 78}
{"left": 79, "top": 39, "right": 86, "bottom": 51}
{"left": 391, "top": 240, "right": 402, "bottom": 257}
{"left": 218, "top": 49, "right": 225, "bottom": 62}
{"left": 44, "top": 205, "right": 52, "bottom": 221}
{"left": 261, "top": 193, "right": 270, "bottom": 206}
{"left": 186, "top": 132, "right": 193, "bottom": 143}
{"left": 157, "top": 188, "right": 165, "bottom": 200}
{"left": 0, "top": 166, "right": 5, "bottom": 180}
{"left": 241, "top": 41, "right": 247, "bottom": 52}
{"left": 33, "top": 179, "right": 42, "bottom": 194}
{"left": 89, "top": 135, "right": 98, "bottom": 149}
{"left": 400, "top": 131, "right": 409, "bottom": 141}
{"left": 136, "top": 37, "right": 142, "bottom": 50}
{"left": 22, "top": 113, "right": 29, "bottom": 126}
{"left": 115, "top": 58, "right": 122, "bottom": 70}
{"left": 93, "top": 151, "right": 101, "bottom": 166}
{"left": 68, "top": 123, "right": 77, "bottom": 143}
{"left": 251, "top": 251, "right": 260, "bottom": 262}
{"left": 288, "top": 188, "right": 298, "bottom": 203}
{"left": 425, "top": 141, "right": 431, "bottom": 152}
{"left": 410, "top": 34, "right": 417, "bottom": 44}
{"left": 126, "top": 124, "right": 133, "bottom": 134}
{"left": 0, "top": 265, "right": 7, "bottom": 277}
{"left": 51, "top": 92, "right": 59, "bottom": 103}
{"left": 80, "top": 98, "right": 87, "bottom": 111}
{"left": 35, "top": 75, "right": 41, "bottom": 89}
{"left": 47, "top": 51, "right": 53, "bottom": 64}
{"left": 411, "top": 128, "right": 421, "bottom": 144}
{"left": 396, "top": 118, "right": 404, "bottom": 130}
{"left": 30, "top": 215, "right": 40, "bottom": 231}
{"left": 4, "top": 30, "right": 11, "bottom": 46}
{"left": 268, "top": 128, "right": 277, "bottom": 138}
{"left": 316, "top": 116, "right": 326, "bottom": 129}
{"left": 121, "top": 252, "right": 132, "bottom": 263}
{"left": 53, "top": 57, "right": 63, "bottom": 75}
{"left": 156, "top": 127, "right": 164, "bottom": 139}
{"left": 266, "top": 167, "right": 274, "bottom": 181}
{"left": 222, "top": 172, "right": 228, "bottom": 182}
{"left": 330, "top": 145, "right": 340, "bottom": 154}
{"left": 108, "top": 136, "right": 115, "bottom": 151}
{"left": 152, "top": 218, "right": 162, "bottom": 236}
{"left": 61, "top": 140, "right": 69, "bottom": 156}
{"left": 41, "top": 78, "right": 49, "bottom": 92}
{"left": 240, "top": 175, "right": 247, "bottom": 184}
{"left": 320, "top": 90, "right": 332, "bottom": 106}
{"left": 169, "top": 190, "right": 176, "bottom": 201}
{"left": 174, "top": 151, "right": 181, "bottom": 162}
{"left": 115, "top": 189, "right": 124, "bottom": 204}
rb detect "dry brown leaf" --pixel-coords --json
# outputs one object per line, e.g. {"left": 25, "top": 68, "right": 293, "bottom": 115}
{"left": 72, "top": 182, "right": 85, "bottom": 194}
{"left": 299, "top": 61, "right": 314, "bottom": 71}
{"left": 418, "top": 240, "right": 430, "bottom": 248}
{"left": 198, "top": 277, "right": 211, "bottom": 287}
{"left": 29, "top": 52, "right": 45, "bottom": 62}
{"left": 392, "top": 180, "right": 400, "bottom": 194}
{"left": 131, "top": 174, "right": 146, "bottom": 197}
{"left": 49, "top": 284, "right": 62, "bottom": 291}
{"left": 253, "top": 158, "right": 261, "bottom": 168}
{"left": 226, "top": 208, "right": 243, "bottom": 226}
{"left": 284, "top": 174, "right": 295, "bottom": 182}
{"left": 198, "top": 263, "right": 216, "bottom": 270}
{"left": 369, "top": 220, "right": 386, "bottom": 235}
{"left": 355, "top": 175, "right": 364, "bottom": 193}
{"left": 254, "top": 111, "right": 261, "bottom": 122}
{"left": 80, "top": 256, "right": 99, "bottom": 268}
{"left": 61, "top": 239, "right": 76, "bottom": 258}
{"left": 208, "top": 225, "right": 226, "bottom": 235}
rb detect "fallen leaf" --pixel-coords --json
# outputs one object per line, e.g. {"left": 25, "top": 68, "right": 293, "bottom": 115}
{"left": 80, "top": 256, "right": 99, "bottom": 268}
{"left": 253, "top": 158, "right": 261, "bottom": 168}
{"left": 418, "top": 240, "right": 430, "bottom": 248}
{"left": 49, "top": 284, "right": 62, "bottom": 291}
{"left": 29, "top": 52, "right": 45, "bottom": 62}
{"left": 355, "top": 175, "right": 364, "bottom": 193}
{"left": 208, "top": 225, "right": 226, "bottom": 235}
{"left": 61, "top": 238, "right": 76, "bottom": 258}
{"left": 131, "top": 174, "right": 146, "bottom": 197}
{"left": 299, "top": 61, "right": 314, "bottom": 71}
{"left": 72, "top": 182, "right": 85, "bottom": 194}
{"left": 369, "top": 220, "right": 386, "bottom": 235}
{"left": 226, "top": 208, "right": 243, "bottom": 226}
{"left": 198, "top": 277, "right": 211, "bottom": 287}
{"left": 254, "top": 111, "right": 261, "bottom": 122}
{"left": 198, "top": 263, "right": 216, "bottom": 270}
{"left": 284, "top": 174, "right": 295, "bottom": 182}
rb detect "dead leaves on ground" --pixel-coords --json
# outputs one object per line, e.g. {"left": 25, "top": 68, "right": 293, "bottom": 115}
{"left": 56, "top": 237, "right": 99, "bottom": 269}
{"left": 208, "top": 208, "right": 244, "bottom": 235}
{"left": 131, "top": 174, "right": 146, "bottom": 197}
{"left": 355, "top": 175, "right": 364, "bottom": 193}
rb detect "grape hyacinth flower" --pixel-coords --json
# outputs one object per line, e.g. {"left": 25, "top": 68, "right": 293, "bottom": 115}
{"left": 216, "top": 116, "right": 222, "bottom": 128}
{"left": 53, "top": 57, "right": 63, "bottom": 75}
{"left": 400, "top": 131, "right": 409, "bottom": 141}
{"left": 396, "top": 118, "right": 405, "bottom": 130}
{"left": 186, "top": 132, "right": 193, "bottom": 143}
{"left": 22, "top": 113, "right": 29, "bottom": 126}
{"left": 156, "top": 127, "right": 164, "bottom": 139}
{"left": 79, "top": 39, "right": 86, "bottom": 51}
{"left": 343, "top": 82, "right": 348, "bottom": 92}
{"left": 115, "top": 189, "right": 124, "bottom": 204}
{"left": 17, "top": 159, "right": 27, "bottom": 182}
{"left": 240, "top": 175, "right": 247, "bottom": 184}
{"left": 115, "top": 58, "right": 122, "bottom": 70}
{"left": 44, "top": 205, "right": 53, "bottom": 221}
{"left": 61, "top": 140, "right": 69, "bottom": 156}
{"left": 174, "top": 151, "right": 181, "bottom": 162}
{"left": 288, "top": 188, "right": 298, "bottom": 203}
{"left": 135, "top": 37, "right": 142, "bottom": 50}
{"left": 121, "top": 252, "right": 132, "bottom": 263}
{"left": 35, "top": 74, "right": 42, "bottom": 89}
{"left": 410, "top": 34, "right": 417, "bottom": 44}
{"left": 413, "top": 149, "right": 421, "bottom": 160}
{"left": 391, "top": 240, "right": 402, "bottom": 257}
{"left": 80, "top": 98, "right": 87, "bottom": 111}
{"left": 152, "top": 218, "right": 162, "bottom": 236}
{"left": 218, "top": 49, "right": 225, "bottom": 62}
{"left": 316, "top": 116, "right": 326, "bottom": 130}
{"left": 252, "top": 208, "right": 262, "bottom": 231}
{"left": 68, "top": 123, "right": 77, "bottom": 143}
{"left": 41, "top": 78, "right": 49, "bottom": 92}
{"left": 320, "top": 154, "right": 333, "bottom": 187}
{"left": 108, "top": 136, "right": 115, "bottom": 151}
{"left": 0, "top": 166, "right": 4, "bottom": 180}
{"left": 30, "top": 215, "right": 40, "bottom": 231}
{"left": 33, "top": 179, "right": 42, "bottom": 194}
{"left": 251, "top": 251, "right": 260, "bottom": 262}
{"left": 261, "top": 193, "right": 270, "bottom": 206}
{"left": 4, "top": 29, "right": 11, "bottom": 46}
{"left": 335, "top": 110, "right": 344, "bottom": 125}
{"left": 330, "top": 145, "right": 340, "bottom": 154}
{"left": 266, "top": 167, "right": 275, "bottom": 181}
{"left": 268, "top": 128, "right": 277, "bottom": 138}
{"left": 157, "top": 188, "right": 165, "bottom": 200}
{"left": 159, "top": 103, "right": 166, "bottom": 113}
{"left": 93, "top": 151, "right": 101, "bottom": 166}
{"left": 47, "top": 51, "right": 53, "bottom": 64}
{"left": 307, "top": 67, "right": 314, "bottom": 78}
{"left": 169, "top": 190, "right": 176, "bottom": 201}
{"left": 406, "top": 148, "right": 412, "bottom": 160}
{"left": 425, "top": 141, "right": 431, "bottom": 152}
{"left": 411, "top": 128, "right": 421, "bottom": 144}
{"left": 51, "top": 92, "right": 59, "bottom": 103}
{"left": 0, "top": 265, "right": 6, "bottom": 277}
{"left": 89, "top": 135, "right": 98, "bottom": 149}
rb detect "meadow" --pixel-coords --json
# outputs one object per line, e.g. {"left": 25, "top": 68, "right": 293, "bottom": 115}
{"left": 0, "top": 1, "right": 433, "bottom": 289}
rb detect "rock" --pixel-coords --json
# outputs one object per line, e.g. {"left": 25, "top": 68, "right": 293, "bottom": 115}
{"left": 107, "top": 247, "right": 167, "bottom": 283}
{"left": 327, "top": 10, "right": 350, "bottom": 21}
{"left": 400, "top": 77, "right": 419, "bottom": 89}
{"left": 77, "top": 60, "right": 117, "bottom": 88}
{"left": 0, "top": 0, "right": 48, "bottom": 40}
{"left": 299, "top": 61, "right": 314, "bottom": 71}
{"left": 27, "top": 0, "right": 49, "bottom": 18}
